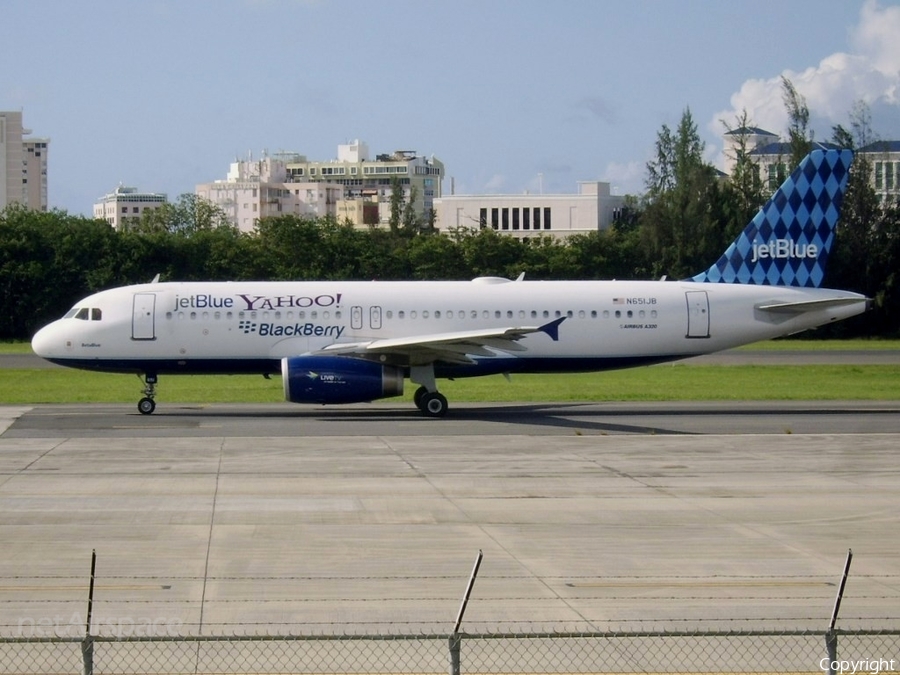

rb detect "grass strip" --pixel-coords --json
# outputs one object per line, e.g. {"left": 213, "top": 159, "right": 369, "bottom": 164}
{"left": 1, "top": 365, "right": 898, "bottom": 404}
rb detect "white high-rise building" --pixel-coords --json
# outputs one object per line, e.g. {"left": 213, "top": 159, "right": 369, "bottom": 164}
{"left": 196, "top": 152, "right": 344, "bottom": 232}
{"left": 1, "top": 111, "right": 49, "bottom": 211}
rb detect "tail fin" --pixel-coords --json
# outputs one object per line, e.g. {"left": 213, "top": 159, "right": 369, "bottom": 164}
{"left": 692, "top": 148, "right": 853, "bottom": 287}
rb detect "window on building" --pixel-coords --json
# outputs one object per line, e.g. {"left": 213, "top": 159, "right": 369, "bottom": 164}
{"left": 479, "top": 208, "right": 487, "bottom": 228}
{"left": 767, "top": 163, "right": 786, "bottom": 191}
{"left": 491, "top": 208, "right": 499, "bottom": 229}
{"left": 512, "top": 208, "right": 519, "bottom": 230}
{"left": 523, "top": 208, "right": 530, "bottom": 230}
{"left": 544, "top": 207, "right": 551, "bottom": 230}
{"left": 502, "top": 208, "right": 509, "bottom": 230}
{"left": 533, "top": 207, "right": 541, "bottom": 229}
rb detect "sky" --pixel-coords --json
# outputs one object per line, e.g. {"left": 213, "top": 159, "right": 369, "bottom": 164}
{"left": 2, "top": 0, "right": 899, "bottom": 216}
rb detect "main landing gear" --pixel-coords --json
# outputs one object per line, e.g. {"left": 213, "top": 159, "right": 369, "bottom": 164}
{"left": 137, "top": 373, "right": 158, "bottom": 415}
{"left": 410, "top": 364, "right": 448, "bottom": 417}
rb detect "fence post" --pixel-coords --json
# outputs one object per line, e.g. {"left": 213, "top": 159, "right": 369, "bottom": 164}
{"left": 448, "top": 550, "right": 482, "bottom": 675}
{"left": 825, "top": 631, "right": 838, "bottom": 675}
{"left": 449, "top": 633, "right": 462, "bottom": 675}
{"left": 825, "top": 549, "right": 853, "bottom": 675}
{"left": 81, "top": 549, "right": 97, "bottom": 675}
{"left": 81, "top": 637, "right": 94, "bottom": 675}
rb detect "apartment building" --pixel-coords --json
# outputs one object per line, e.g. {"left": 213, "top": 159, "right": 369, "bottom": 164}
{"left": 197, "top": 142, "right": 445, "bottom": 231}
{"left": 93, "top": 185, "right": 167, "bottom": 229}
{"left": 196, "top": 153, "right": 343, "bottom": 232}
{"left": 0, "top": 110, "right": 49, "bottom": 211}
{"left": 283, "top": 140, "right": 444, "bottom": 227}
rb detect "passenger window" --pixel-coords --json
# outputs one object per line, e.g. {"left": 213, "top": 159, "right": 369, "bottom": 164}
{"left": 434, "top": 311, "right": 441, "bottom": 319}
{"left": 542, "top": 310, "right": 549, "bottom": 318}
{"left": 399, "top": 311, "right": 405, "bottom": 319}
{"left": 578, "top": 310, "right": 585, "bottom": 319}
{"left": 530, "top": 310, "right": 537, "bottom": 318}
{"left": 470, "top": 310, "right": 477, "bottom": 319}
{"left": 494, "top": 311, "right": 501, "bottom": 319}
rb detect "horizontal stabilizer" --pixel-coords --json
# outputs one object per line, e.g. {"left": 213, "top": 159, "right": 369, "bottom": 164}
{"left": 756, "top": 296, "right": 868, "bottom": 314}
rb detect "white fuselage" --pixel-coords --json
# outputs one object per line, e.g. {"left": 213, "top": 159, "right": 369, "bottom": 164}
{"left": 31, "top": 278, "right": 868, "bottom": 377}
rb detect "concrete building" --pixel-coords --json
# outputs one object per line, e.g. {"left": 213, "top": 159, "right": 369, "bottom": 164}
{"left": 196, "top": 153, "right": 343, "bottom": 232}
{"left": 284, "top": 140, "right": 444, "bottom": 227}
{"left": 728, "top": 127, "right": 900, "bottom": 203}
{"left": 434, "top": 181, "right": 625, "bottom": 240}
{"left": 0, "top": 110, "right": 49, "bottom": 211}
{"left": 197, "top": 142, "right": 445, "bottom": 231}
{"left": 866, "top": 140, "right": 900, "bottom": 202}
{"left": 93, "top": 186, "right": 167, "bottom": 229}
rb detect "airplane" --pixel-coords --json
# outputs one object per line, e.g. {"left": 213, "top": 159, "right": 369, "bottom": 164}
{"left": 31, "top": 149, "right": 869, "bottom": 417}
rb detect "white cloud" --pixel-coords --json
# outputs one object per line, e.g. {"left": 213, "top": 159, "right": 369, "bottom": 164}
{"left": 709, "top": 0, "right": 900, "bottom": 166}
{"left": 601, "top": 160, "right": 644, "bottom": 196}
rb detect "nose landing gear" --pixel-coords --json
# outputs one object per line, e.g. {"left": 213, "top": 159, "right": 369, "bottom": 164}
{"left": 137, "top": 373, "right": 158, "bottom": 415}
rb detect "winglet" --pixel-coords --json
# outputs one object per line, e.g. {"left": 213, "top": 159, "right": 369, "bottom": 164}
{"left": 538, "top": 317, "right": 566, "bottom": 341}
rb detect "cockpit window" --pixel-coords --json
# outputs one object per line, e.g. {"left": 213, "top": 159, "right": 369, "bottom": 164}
{"left": 66, "top": 307, "right": 102, "bottom": 321}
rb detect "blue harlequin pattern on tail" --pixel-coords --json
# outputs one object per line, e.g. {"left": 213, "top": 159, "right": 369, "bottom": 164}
{"left": 691, "top": 149, "right": 853, "bottom": 287}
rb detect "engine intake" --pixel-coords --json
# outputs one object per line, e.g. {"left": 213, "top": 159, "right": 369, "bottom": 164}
{"left": 281, "top": 356, "right": 404, "bottom": 405}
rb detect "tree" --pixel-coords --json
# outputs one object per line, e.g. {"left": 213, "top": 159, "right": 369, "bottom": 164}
{"left": 388, "top": 177, "right": 405, "bottom": 234}
{"left": 641, "top": 108, "right": 725, "bottom": 278}
{"left": 722, "top": 110, "right": 766, "bottom": 227}
{"left": 130, "top": 194, "right": 231, "bottom": 235}
{"left": 781, "top": 76, "right": 812, "bottom": 170}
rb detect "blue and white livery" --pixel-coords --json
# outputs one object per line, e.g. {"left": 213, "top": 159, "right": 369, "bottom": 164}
{"left": 31, "top": 150, "right": 869, "bottom": 416}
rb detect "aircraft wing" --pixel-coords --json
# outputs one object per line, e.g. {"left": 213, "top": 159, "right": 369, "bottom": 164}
{"left": 318, "top": 317, "right": 565, "bottom": 365}
{"left": 756, "top": 297, "right": 868, "bottom": 314}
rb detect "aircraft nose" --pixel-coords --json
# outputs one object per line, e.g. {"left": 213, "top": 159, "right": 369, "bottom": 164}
{"left": 31, "top": 322, "right": 63, "bottom": 359}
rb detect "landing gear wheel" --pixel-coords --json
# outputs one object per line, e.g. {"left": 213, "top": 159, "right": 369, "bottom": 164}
{"left": 420, "top": 392, "right": 448, "bottom": 418}
{"left": 413, "top": 386, "right": 428, "bottom": 411}
{"left": 138, "top": 397, "right": 156, "bottom": 415}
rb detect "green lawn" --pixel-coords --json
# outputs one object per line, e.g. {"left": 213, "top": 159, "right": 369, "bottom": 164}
{"left": 3, "top": 340, "right": 898, "bottom": 404}
{"left": 1, "top": 364, "right": 897, "bottom": 404}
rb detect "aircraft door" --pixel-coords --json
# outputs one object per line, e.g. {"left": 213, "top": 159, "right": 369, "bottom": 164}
{"left": 685, "top": 291, "right": 710, "bottom": 338}
{"left": 351, "top": 306, "right": 363, "bottom": 330}
{"left": 132, "top": 293, "right": 156, "bottom": 340}
{"left": 369, "top": 306, "right": 382, "bottom": 330}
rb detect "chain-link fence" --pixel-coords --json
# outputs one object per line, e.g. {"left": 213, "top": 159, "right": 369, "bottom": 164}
{"left": 1, "top": 627, "right": 898, "bottom": 674}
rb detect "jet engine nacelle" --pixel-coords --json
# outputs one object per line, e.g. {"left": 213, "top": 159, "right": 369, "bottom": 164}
{"left": 281, "top": 356, "right": 404, "bottom": 405}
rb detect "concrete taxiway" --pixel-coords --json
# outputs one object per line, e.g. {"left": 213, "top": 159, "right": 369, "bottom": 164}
{"left": 0, "top": 403, "right": 898, "bottom": 636}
